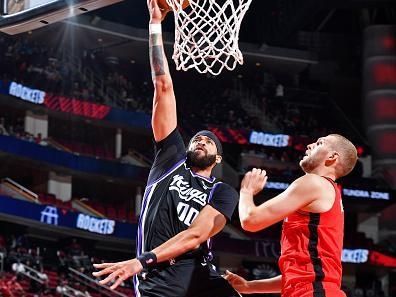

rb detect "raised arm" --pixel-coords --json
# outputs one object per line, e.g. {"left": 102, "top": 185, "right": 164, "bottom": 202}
{"left": 148, "top": 0, "right": 177, "bottom": 142}
{"left": 239, "top": 169, "right": 333, "bottom": 232}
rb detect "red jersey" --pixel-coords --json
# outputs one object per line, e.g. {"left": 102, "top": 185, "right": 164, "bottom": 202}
{"left": 278, "top": 177, "right": 345, "bottom": 297}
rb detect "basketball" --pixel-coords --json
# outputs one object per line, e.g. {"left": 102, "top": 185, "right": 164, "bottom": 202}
{"left": 158, "top": 0, "right": 189, "bottom": 11}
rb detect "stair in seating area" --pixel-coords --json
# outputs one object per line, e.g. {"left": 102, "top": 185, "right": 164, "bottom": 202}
{"left": 0, "top": 178, "right": 39, "bottom": 203}
{"left": 44, "top": 269, "right": 59, "bottom": 288}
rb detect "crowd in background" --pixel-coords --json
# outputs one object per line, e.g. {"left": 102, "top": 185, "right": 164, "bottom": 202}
{"left": 0, "top": 116, "right": 48, "bottom": 146}
{"left": 0, "top": 232, "right": 134, "bottom": 296}
{"left": 0, "top": 34, "right": 365, "bottom": 182}
{"left": 0, "top": 35, "right": 338, "bottom": 137}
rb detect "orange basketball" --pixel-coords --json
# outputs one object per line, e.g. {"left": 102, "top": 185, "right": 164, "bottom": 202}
{"left": 158, "top": 0, "right": 189, "bottom": 11}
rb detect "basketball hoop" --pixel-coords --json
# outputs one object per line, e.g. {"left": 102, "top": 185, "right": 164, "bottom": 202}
{"left": 166, "top": 0, "right": 252, "bottom": 76}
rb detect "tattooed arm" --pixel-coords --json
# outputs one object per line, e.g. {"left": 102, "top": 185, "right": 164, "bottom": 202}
{"left": 148, "top": 0, "right": 176, "bottom": 142}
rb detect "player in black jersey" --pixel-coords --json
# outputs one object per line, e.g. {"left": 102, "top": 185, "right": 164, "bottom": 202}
{"left": 92, "top": 1, "right": 240, "bottom": 296}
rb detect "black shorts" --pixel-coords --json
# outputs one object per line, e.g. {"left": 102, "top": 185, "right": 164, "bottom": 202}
{"left": 134, "top": 258, "right": 240, "bottom": 297}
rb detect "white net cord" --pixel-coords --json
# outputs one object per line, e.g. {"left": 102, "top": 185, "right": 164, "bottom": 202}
{"left": 166, "top": 0, "right": 253, "bottom": 76}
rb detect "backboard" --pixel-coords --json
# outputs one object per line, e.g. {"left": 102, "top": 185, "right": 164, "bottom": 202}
{"left": 0, "top": 0, "right": 123, "bottom": 34}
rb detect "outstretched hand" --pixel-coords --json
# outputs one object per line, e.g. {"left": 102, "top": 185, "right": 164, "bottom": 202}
{"left": 224, "top": 270, "right": 251, "bottom": 294}
{"left": 92, "top": 259, "right": 143, "bottom": 290}
{"left": 147, "top": 0, "right": 170, "bottom": 22}
{"left": 240, "top": 168, "right": 267, "bottom": 196}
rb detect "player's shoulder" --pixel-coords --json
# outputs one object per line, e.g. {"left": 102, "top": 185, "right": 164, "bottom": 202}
{"left": 294, "top": 173, "right": 327, "bottom": 184}
{"left": 155, "top": 128, "right": 184, "bottom": 147}
{"left": 292, "top": 174, "right": 334, "bottom": 195}
{"left": 213, "top": 181, "right": 238, "bottom": 195}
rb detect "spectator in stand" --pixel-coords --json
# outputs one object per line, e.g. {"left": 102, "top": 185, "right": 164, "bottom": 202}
{"left": 0, "top": 118, "right": 8, "bottom": 135}
{"left": 69, "top": 238, "right": 83, "bottom": 255}
{"left": 0, "top": 275, "right": 26, "bottom": 297}
{"left": 120, "top": 149, "right": 139, "bottom": 165}
{"left": 0, "top": 234, "right": 6, "bottom": 256}
{"left": 35, "top": 133, "right": 48, "bottom": 146}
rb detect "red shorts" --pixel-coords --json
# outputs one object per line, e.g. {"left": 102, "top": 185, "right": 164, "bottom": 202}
{"left": 282, "top": 282, "right": 346, "bottom": 297}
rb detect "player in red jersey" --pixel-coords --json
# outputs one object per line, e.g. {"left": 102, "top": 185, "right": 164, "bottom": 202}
{"left": 225, "top": 134, "right": 358, "bottom": 297}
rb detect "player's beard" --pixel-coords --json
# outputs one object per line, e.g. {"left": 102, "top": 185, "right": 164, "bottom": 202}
{"left": 299, "top": 154, "right": 321, "bottom": 173}
{"left": 187, "top": 150, "right": 217, "bottom": 170}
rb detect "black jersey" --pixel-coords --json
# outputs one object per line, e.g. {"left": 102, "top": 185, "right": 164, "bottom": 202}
{"left": 136, "top": 128, "right": 238, "bottom": 258}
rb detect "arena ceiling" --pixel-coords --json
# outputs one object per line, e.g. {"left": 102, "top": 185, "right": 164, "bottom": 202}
{"left": 21, "top": 15, "right": 316, "bottom": 81}
{"left": 91, "top": 0, "right": 396, "bottom": 46}
{"left": 18, "top": 0, "right": 394, "bottom": 84}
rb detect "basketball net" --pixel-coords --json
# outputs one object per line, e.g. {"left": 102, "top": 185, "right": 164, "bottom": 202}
{"left": 166, "top": 0, "right": 252, "bottom": 76}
